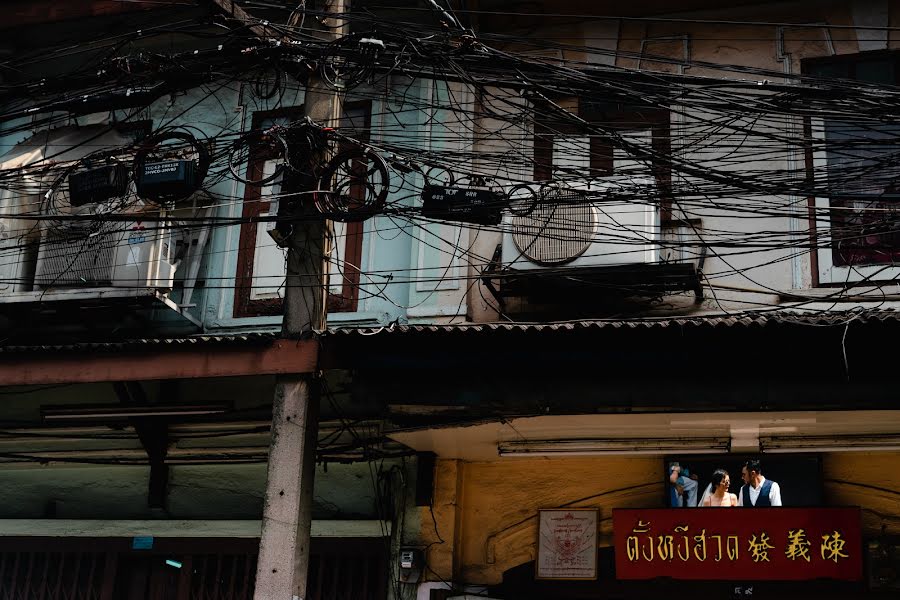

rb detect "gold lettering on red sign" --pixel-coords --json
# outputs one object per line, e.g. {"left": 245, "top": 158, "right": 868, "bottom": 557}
{"left": 633, "top": 520, "right": 651, "bottom": 533}
{"left": 657, "top": 535, "right": 674, "bottom": 561}
{"left": 785, "top": 529, "right": 811, "bottom": 562}
{"left": 748, "top": 533, "right": 775, "bottom": 563}
{"left": 675, "top": 526, "right": 690, "bottom": 562}
{"left": 821, "top": 531, "right": 849, "bottom": 563}
{"left": 627, "top": 521, "right": 651, "bottom": 562}
{"left": 727, "top": 535, "right": 739, "bottom": 561}
{"left": 620, "top": 516, "right": 855, "bottom": 571}
{"left": 693, "top": 529, "right": 708, "bottom": 562}
{"left": 711, "top": 534, "right": 724, "bottom": 562}
{"left": 641, "top": 538, "right": 655, "bottom": 561}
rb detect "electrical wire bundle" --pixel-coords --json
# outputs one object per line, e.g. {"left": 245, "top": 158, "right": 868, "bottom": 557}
{"left": 0, "top": 2, "right": 899, "bottom": 315}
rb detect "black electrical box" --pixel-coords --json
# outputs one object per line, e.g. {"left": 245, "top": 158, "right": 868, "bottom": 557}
{"left": 421, "top": 185, "right": 503, "bottom": 225}
{"left": 68, "top": 164, "right": 128, "bottom": 206}
{"left": 135, "top": 160, "right": 198, "bottom": 200}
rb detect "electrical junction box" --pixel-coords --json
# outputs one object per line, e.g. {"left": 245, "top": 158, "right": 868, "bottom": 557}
{"left": 68, "top": 164, "right": 128, "bottom": 206}
{"left": 399, "top": 549, "right": 419, "bottom": 570}
{"left": 135, "top": 160, "right": 198, "bottom": 200}
{"left": 421, "top": 185, "right": 503, "bottom": 225}
{"left": 398, "top": 547, "right": 424, "bottom": 583}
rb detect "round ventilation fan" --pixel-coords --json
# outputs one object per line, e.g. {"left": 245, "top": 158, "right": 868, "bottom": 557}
{"left": 510, "top": 193, "right": 597, "bottom": 265}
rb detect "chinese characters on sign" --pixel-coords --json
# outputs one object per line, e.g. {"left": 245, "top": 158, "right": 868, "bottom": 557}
{"left": 536, "top": 508, "right": 599, "bottom": 580}
{"left": 613, "top": 508, "right": 862, "bottom": 580}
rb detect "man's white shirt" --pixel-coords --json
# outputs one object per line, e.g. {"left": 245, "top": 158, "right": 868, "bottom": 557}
{"left": 737, "top": 477, "right": 782, "bottom": 507}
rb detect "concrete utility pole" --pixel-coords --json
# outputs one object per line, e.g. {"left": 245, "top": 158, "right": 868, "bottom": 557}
{"left": 245, "top": 1, "right": 347, "bottom": 599}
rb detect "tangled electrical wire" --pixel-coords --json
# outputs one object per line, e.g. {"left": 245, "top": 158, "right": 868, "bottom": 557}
{"left": 0, "top": 2, "right": 899, "bottom": 315}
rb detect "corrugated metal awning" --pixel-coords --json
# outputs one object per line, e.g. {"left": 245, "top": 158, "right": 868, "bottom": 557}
{"left": 322, "top": 309, "right": 899, "bottom": 337}
{"left": 0, "top": 332, "right": 279, "bottom": 355}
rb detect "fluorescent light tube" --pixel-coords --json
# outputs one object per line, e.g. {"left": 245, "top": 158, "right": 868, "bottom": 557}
{"left": 761, "top": 434, "right": 900, "bottom": 453}
{"left": 498, "top": 437, "right": 730, "bottom": 457}
{"left": 42, "top": 404, "right": 229, "bottom": 421}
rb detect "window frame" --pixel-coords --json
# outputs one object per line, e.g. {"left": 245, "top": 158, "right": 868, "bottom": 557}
{"left": 802, "top": 50, "right": 900, "bottom": 286}
{"left": 233, "top": 103, "right": 369, "bottom": 318}
{"left": 532, "top": 99, "right": 673, "bottom": 221}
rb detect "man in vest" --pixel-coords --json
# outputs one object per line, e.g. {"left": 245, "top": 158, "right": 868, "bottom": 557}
{"left": 738, "top": 459, "right": 782, "bottom": 507}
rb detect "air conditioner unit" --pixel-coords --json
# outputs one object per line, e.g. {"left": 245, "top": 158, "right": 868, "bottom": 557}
{"left": 0, "top": 124, "right": 137, "bottom": 294}
{"left": 34, "top": 219, "right": 176, "bottom": 290}
{"left": 501, "top": 177, "right": 659, "bottom": 270}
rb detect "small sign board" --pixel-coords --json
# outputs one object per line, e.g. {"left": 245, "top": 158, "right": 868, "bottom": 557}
{"left": 536, "top": 508, "right": 599, "bottom": 580}
{"left": 132, "top": 536, "right": 154, "bottom": 550}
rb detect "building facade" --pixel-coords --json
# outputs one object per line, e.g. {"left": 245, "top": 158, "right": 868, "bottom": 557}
{"left": 0, "top": 0, "right": 899, "bottom": 599}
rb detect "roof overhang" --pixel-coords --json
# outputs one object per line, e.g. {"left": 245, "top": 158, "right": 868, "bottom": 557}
{"left": 0, "top": 287, "right": 201, "bottom": 340}
{"left": 0, "top": 336, "right": 317, "bottom": 385}
{"left": 388, "top": 411, "right": 900, "bottom": 461}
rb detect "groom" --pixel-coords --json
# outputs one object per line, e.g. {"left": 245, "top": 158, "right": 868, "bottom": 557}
{"left": 738, "top": 459, "right": 782, "bottom": 507}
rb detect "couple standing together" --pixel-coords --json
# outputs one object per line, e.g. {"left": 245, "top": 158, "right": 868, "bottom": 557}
{"left": 669, "top": 459, "right": 782, "bottom": 508}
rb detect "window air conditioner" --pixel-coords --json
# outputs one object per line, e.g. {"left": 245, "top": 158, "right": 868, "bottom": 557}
{"left": 501, "top": 177, "right": 659, "bottom": 270}
{"left": 0, "top": 125, "right": 138, "bottom": 294}
{"left": 34, "top": 219, "right": 176, "bottom": 290}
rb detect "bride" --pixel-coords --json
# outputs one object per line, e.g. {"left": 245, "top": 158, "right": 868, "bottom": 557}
{"left": 699, "top": 469, "right": 738, "bottom": 507}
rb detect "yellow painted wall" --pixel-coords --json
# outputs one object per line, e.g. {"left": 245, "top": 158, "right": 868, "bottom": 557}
{"left": 823, "top": 452, "right": 900, "bottom": 537}
{"left": 423, "top": 456, "right": 661, "bottom": 585}
{"left": 422, "top": 453, "right": 900, "bottom": 586}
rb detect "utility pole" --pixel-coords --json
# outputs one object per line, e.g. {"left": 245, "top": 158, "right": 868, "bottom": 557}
{"left": 248, "top": 1, "right": 346, "bottom": 598}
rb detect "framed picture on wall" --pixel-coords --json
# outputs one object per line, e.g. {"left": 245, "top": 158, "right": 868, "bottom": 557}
{"left": 535, "top": 508, "right": 599, "bottom": 580}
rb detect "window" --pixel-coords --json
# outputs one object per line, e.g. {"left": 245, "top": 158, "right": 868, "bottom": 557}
{"left": 233, "top": 104, "right": 369, "bottom": 318}
{"left": 533, "top": 98, "right": 672, "bottom": 219}
{"left": 805, "top": 51, "right": 900, "bottom": 285}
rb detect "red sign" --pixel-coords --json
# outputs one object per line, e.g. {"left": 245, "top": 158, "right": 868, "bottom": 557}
{"left": 613, "top": 508, "right": 862, "bottom": 581}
